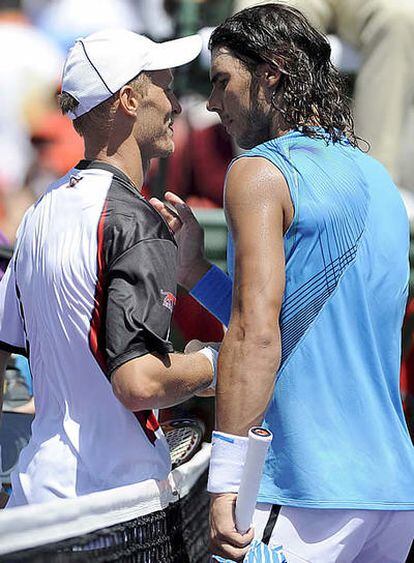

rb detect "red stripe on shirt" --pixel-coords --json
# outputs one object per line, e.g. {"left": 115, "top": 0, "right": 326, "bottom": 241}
{"left": 89, "top": 199, "right": 108, "bottom": 373}
{"left": 134, "top": 410, "right": 160, "bottom": 445}
{"left": 89, "top": 199, "right": 159, "bottom": 447}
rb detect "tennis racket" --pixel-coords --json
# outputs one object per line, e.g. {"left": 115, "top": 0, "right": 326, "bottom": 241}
{"left": 235, "top": 427, "right": 273, "bottom": 534}
{"left": 161, "top": 418, "right": 206, "bottom": 468}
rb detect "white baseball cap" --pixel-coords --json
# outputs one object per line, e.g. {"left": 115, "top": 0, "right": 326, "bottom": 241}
{"left": 61, "top": 28, "right": 203, "bottom": 120}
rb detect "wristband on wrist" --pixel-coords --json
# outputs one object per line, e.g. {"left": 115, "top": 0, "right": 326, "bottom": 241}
{"left": 190, "top": 264, "right": 232, "bottom": 327}
{"left": 207, "top": 431, "right": 249, "bottom": 493}
{"left": 198, "top": 346, "right": 218, "bottom": 389}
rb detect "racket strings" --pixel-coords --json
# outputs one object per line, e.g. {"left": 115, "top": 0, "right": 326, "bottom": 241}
{"left": 162, "top": 420, "right": 205, "bottom": 468}
{"left": 166, "top": 428, "right": 200, "bottom": 466}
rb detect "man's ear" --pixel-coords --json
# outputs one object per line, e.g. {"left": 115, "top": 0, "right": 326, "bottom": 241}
{"left": 256, "top": 63, "right": 282, "bottom": 88}
{"left": 118, "top": 85, "right": 139, "bottom": 117}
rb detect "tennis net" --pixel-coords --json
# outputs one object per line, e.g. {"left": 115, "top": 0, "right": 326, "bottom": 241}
{"left": 0, "top": 445, "right": 210, "bottom": 562}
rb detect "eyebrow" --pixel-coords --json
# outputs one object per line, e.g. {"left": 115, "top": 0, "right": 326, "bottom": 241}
{"left": 210, "top": 71, "right": 225, "bottom": 84}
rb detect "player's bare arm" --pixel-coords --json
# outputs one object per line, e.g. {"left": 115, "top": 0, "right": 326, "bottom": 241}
{"left": 210, "top": 157, "right": 292, "bottom": 560}
{"left": 217, "top": 157, "right": 291, "bottom": 434}
{"left": 111, "top": 349, "right": 214, "bottom": 411}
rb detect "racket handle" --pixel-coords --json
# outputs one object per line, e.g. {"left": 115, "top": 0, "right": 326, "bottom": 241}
{"left": 235, "top": 427, "right": 273, "bottom": 535}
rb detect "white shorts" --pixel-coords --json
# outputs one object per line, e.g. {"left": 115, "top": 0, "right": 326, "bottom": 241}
{"left": 252, "top": 503, "right": 414, "bottom": 562}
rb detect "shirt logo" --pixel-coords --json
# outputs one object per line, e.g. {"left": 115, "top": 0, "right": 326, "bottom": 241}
{"left": 68, "top": 174, "right": 83, "bottom": 187}
{"left": 161, "top": 290, "right": 176, "bottom": 312}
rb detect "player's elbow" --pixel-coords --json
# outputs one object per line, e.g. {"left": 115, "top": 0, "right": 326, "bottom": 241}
{"left": 112, "top": 377, "right": 159, "bottom": 411}
{"left": 231, "top": 315, "right": 281, "bottom": 372}
{"left": 234, "top": 311, "right": 280, "bottom": 349}
{"left": 251, "top": 331, "right": 281, "bottom": 373}
{"left": 111, "top": 363, "right": 162, "bottom": 411}
{"left": 249, "top": 330, "right": 279, "bottom": 350}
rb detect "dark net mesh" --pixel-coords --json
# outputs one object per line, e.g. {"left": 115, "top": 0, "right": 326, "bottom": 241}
{"left": 0, "top": 471, "right": 209, "bottom": 563}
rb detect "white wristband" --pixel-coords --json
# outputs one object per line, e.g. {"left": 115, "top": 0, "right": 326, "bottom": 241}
{"left": 198, "top": 346, "right": 218, "bottom": 389}
{"left": 207, "top": 431, "right": 249, "bottom": 493}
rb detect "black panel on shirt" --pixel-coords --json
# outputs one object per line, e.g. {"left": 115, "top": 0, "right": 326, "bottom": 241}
{"left": 85, "top": 161, "right": 178, "bottom": 378}
{"left": 105, "top": 238, "right": 177, "bottom": 375}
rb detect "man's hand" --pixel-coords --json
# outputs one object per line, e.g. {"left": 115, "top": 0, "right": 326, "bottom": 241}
{"left": 210, "top": 493, "right": 254, "bottom": 561}
{"left": 149, "top": 192, "right": 211, "bottom": 290}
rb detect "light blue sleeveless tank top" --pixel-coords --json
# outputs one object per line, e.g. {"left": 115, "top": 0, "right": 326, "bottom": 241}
{"left": 225, "top": 130, "right": 414, "bottom": 508}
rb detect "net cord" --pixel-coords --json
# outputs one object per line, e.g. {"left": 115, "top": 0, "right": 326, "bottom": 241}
{"left": 0, "top": 444, "right": 211, "bottom": 555}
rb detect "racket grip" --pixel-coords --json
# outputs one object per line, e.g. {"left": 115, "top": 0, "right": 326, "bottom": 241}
{"left": 235, "top": 427, "right": 273, "bottom": 535}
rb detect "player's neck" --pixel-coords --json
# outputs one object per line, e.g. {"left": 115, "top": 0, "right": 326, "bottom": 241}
{"left": 86, "top": 142, "right": 145, "bottom": 192}
{"left": 268, "top": 109, "right": 290, "bottom": 140}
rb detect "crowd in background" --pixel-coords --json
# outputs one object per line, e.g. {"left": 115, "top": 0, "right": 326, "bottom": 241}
{"left": 1, "top": 0, "right": 414, "bottom": 432}
{"left": 2, "top": 0, "right": 414, "bottom": 237}
{"left": 0, "top": 0, "right": 235, "bottom": 242}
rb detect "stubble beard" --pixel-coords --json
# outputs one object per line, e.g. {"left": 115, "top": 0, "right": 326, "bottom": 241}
{"left": 142, "top": 125, "right": 174, "bottom": 161}
{"left": 236, "top": 105, "right": 272, "bottom": 150}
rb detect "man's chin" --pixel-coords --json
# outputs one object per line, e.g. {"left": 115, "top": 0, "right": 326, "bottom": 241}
{"left": 153, "top": 141, "right": 175, "bottom": 160}
{"left": 235, "top": 131, "right": 257, "bottom": 150}
{"left": 237, "top": 138, "right": 256, "bottom": 150}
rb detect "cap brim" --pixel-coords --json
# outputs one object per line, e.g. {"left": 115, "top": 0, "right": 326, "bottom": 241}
{"left": 145, "top": 34, "right": 203, "bottom": 71}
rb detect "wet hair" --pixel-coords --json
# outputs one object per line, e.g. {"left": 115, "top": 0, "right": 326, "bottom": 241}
{"left": 209, "top": 2, "right": 358, "bottom": 146}
{"left": 58, "top": 73, "right": 150, "bottom": 138}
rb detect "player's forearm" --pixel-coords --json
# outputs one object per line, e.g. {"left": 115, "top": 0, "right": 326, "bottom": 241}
{"left": 112, "top": 350, "right": 213, "bottom": 411}
{"left": 215, "top": 322, "right": 281, "bottom": 436}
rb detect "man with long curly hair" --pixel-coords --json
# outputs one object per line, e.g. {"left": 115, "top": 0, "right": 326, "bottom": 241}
{"left": 152, "top": 3, "right": 414, "bottom": 561}
{"left": 234, "top": 0, "right": 414, "bottom": 191}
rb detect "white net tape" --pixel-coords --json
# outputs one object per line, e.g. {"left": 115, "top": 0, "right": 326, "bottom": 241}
{"left": 0, "top": 443, "right": 210, "bottom": 556}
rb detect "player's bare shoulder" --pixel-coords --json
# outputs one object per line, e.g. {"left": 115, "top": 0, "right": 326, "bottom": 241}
{"left": 224, "top": 156, "right": 293, "bottom": 233}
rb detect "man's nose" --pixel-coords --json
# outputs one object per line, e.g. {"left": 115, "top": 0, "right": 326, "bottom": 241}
{"left": 171, "top": 93, "right": 182, "bottom": 115}
{"left": 206, "top": 94, "right": 220, "bottom": 113}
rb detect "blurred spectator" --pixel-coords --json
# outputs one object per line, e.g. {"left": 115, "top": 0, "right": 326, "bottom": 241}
{"left": 0, "top": 228, "right": 32, "bottom": 413}
{"left": 165, "top": 0, "right": 234, "bottom": 32}
{"left": 234, "top": 0, "right": 414, "bottom": 190}
{"left": 29, "top": 99, "right": 83, "bottom": 198}
{"left": 23, "top": 0, "right": 174, "bottom": 51}
{"left": 0, "top": 1, "right": 64, "bottom": 195}
{"left": 2, "top": 356, "right": 32, "bottom": 412}
{"left": 0, "top": 231, "right": 11, "bottom": 277}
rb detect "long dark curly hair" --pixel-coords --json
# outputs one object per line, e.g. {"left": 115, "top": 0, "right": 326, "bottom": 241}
{"left": 209, "top": 2, "right": 358, "bottom": 146}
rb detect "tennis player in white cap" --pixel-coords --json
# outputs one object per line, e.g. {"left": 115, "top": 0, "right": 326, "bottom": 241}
{"left": 0, "top": 29, "right": 218, "bottom": 507}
